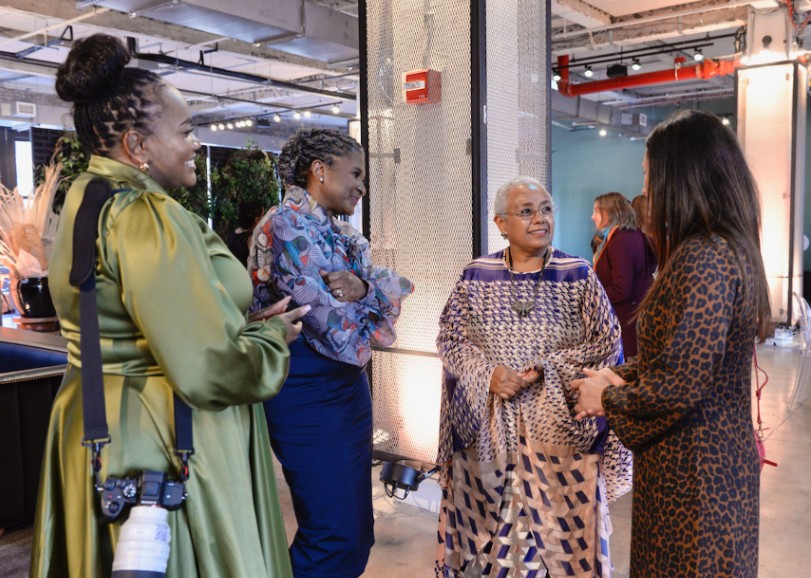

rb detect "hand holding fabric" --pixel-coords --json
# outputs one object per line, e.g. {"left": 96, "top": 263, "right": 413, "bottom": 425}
{"left": 320, "top": 269, "right": 367, "bottom": 302}
{"left": 489, "top": 365, "right": 531, "bottom": 400}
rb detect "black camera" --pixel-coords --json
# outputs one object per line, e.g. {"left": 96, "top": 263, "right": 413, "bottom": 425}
{"left": 98, "top": 470, "right": 186, "bottom": 522}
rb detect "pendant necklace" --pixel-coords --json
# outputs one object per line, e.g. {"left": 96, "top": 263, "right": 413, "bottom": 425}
{"left": 507, "top": 247, "right": 548, "bottom": 318}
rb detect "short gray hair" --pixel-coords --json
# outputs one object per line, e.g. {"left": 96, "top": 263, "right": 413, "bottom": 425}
{"left": 494, "top": 176, "right": 549, "bottom": 215}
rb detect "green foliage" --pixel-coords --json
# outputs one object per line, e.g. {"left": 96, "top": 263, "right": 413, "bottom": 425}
{"left": 35, "top": 132, "right": 89, "bottom": 214}
{"left": 210, "top": 142, "right": 279, "bottom": 238}
{"left": 166, "top": 152, "right": 210, "bottom": 221}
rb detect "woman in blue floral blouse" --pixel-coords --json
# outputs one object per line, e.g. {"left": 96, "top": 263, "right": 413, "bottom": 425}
{"left": 249, "top": 128, "right": 413, "bottom": 578}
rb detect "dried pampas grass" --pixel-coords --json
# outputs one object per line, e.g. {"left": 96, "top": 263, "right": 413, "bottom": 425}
{"left": 0, "top": 162, "right": 62, "bottom": 278}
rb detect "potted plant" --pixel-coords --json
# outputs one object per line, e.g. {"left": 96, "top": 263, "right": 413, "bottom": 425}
{"left": 35, "top": 132, "right": 89, "bottom": 215}
{"left": 210, "top": 142, "right": 280, "bottom": 240}
{"left": 166, "top": 151, "right": 210, "bottom": 221}
{"left": 0, "top": 162, "right": 62, "bottom": 321}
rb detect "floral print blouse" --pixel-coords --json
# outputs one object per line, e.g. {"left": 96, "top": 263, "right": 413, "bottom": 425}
{"left": 249, "top": 186, "right": 413, "bottom": 367}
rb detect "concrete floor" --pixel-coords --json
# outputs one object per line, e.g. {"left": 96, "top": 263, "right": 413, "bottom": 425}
{"left": 1, "top": 341, "right": 807, "bottom": 577}
{"left": 273, "top": 342, "right": 809, "bottom": 578}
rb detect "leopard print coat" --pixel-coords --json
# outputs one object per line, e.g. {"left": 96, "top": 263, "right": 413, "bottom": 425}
{"left": 603, "top": 235, "right": 760, "bottom": 578}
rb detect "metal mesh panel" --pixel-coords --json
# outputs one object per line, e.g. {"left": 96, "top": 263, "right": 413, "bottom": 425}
{"left": 366, "top": 0, "right": 472, "bottom": 464}
{"left": 485, "top": 0, "right": 549, "bottom": 253}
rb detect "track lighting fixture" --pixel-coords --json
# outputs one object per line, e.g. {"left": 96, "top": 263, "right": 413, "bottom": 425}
{"left": 208, "top": 118, "right": 255, "bottom": 132}
{"left": 693, "top": 48, "right": 704, "bottom": 61}
{"left": 584, "top": 65, "right": 594, "bottom": 78}
{"left": 552, "top": 68, "right": 561, "bottom": 82}
{"left": 631, "top": 58, "right": 641, "bottom": 71}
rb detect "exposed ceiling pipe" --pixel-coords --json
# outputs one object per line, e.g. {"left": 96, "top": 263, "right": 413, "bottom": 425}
{"left": 0, "top": 6, "right": 108, "bottom": 48}
{"left": 129, "top": 42, "right": 356, "bottom": 102}
{"left": 556, "top": 54, "right": 739, "bottom": 97}
{"left": 553, "top": 0, "right": 755, "bottom": 40}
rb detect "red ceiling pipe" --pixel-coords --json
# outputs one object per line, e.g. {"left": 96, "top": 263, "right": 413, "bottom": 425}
{"left": 556, "top": 55, "right": 739, "bottom": 97}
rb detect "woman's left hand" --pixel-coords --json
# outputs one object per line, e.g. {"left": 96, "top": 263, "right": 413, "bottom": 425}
{"left": 571, "top": 368, "right": 616, "bottom": 419}
{"left": 247, "top": 296, "right": 292, "bottom": 323}
{"left": 320, "top": 270, "right": 367, "bottom": 302}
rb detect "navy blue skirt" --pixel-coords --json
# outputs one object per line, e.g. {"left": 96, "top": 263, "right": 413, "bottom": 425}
{"left": 264, "top": 338, "right": 374, "bottom": 578}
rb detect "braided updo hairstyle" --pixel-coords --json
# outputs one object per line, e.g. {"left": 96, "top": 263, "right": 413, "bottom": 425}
{"left": 55, "top": 34, "right": 166, "bottom": 155}
{"left": 278, "top": 128, "right": 364, "bottom": 188}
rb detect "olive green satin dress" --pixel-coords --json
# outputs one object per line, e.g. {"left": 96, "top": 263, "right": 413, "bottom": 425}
{"left": 30, "top": 156, "right": 293, "bottom": 578}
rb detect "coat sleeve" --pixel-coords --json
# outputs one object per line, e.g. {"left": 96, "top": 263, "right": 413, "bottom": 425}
{"left": 600, "top": 231, "right": 636, "bottom": 304}
{"left": 601, "top": 242, "right": 736, "bottom": 450}
{"left": 535, "top": 266, "right": 623, "bottom": 377}
{"left": 436, "top": 275, "right": 494, "bottom": 450}
{"left": 104, "top": 193, "right": 290, "bottom": 411}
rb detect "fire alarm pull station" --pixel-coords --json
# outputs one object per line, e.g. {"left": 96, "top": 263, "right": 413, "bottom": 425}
{"left": 403, "top": 69, "right": 441, "bottom": 104}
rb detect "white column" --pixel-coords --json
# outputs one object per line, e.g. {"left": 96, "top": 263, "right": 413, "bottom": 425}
{"left": 737, "top": 6, "right": 806, "bottom": 323}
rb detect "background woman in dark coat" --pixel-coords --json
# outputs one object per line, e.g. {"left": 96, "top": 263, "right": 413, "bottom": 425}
{"left": 573, "top": 110, "right": 770, "bottom": 578}
{"left": 591, "top": 192, "right": 656, "bottom": 358}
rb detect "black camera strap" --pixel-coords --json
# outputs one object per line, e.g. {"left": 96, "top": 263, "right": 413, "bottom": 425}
{"left": 70, "top": 176, "right": 194, "bottom": 485}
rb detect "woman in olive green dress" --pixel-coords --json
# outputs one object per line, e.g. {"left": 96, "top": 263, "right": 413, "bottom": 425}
{"left": 30, "top": 34, "right": 306, "bottom": 578}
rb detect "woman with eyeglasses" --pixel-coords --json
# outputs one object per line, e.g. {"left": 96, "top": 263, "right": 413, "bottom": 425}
{"left": 435, "top": 176, "right": 633, "bottom": 577}
{"left": 591, "top": 192, "right": 657, "bottom": 359}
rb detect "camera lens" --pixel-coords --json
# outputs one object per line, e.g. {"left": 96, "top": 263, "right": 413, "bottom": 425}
{"left": 111, "top": 506, "right": 171, "bottom": 578}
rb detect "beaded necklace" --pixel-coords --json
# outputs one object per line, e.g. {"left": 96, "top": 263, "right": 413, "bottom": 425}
{"left": 507, "top": 247, "right": 548, "bottom": 318}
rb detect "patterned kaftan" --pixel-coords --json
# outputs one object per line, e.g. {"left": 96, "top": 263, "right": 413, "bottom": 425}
{"left": 436, "top": 249, "right": 633, "bottom": 578}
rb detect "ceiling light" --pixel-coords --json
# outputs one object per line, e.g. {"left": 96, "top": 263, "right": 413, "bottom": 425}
{"left": 245, "top": 119, "right": 253, "bottom": 127}
{"left": 631, "top": 58, "right": 641, "bottom": 71}
{"left": 694, "top": 48, "right": 704, "bottom": 61}
{"left": 293, "top": 111, "right": 301, "bottom": 120}
{"left": 599, "top": 128, "right": 607, "bottom": 137}
{"left": 722, "top": 117, "right": 731, "bottom": 126}
{"left": 273, "top": 113, "right": 281, "bottom": 122}
{"left": 218, "top": 123, "right": 225, "bottom": 130}
{"left": 331, "top": 103, "right": 341, "bottom": 114}
{"left": 584, "top": 65, "right": 594, "bottom": 78}
{"left": 303, "top": 110, "right": 312, "bottom": 118}
{"left": 552, "top": 68, "right": 561, "bottom": 82}
{"left": 236, "top": 121, "right": 244, "bottom": 128}
{"left": 210, "top": 124, "right": 218, "bottom": 131}
{"left": 226, "top": 123, "right": 233, "bottom": 129}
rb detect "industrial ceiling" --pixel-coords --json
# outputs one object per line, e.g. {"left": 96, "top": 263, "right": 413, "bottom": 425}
{"left": 0, "top": 0, "right": 808, "bottom": 139}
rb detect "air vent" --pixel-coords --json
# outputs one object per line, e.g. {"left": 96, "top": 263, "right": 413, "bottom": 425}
{"left": 15, "top": 101, "right": 36, "bottom": 117}
{"left": 0, "top": 101, "right": 37, "bottom": 117}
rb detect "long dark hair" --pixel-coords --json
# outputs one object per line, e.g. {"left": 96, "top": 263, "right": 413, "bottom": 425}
{"left": 278, "top": 128, "right": 363, "bottom": 188}
{"left": 645, "top": 109, "right": 770, "bottom": 339}
{"left": 55, "top": 34, "right": 166, "bottom": 155}
{"left": 630, "top": 194, "right": 651, "bottom": 235}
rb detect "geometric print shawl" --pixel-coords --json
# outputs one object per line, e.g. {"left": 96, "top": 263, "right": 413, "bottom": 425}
{"left": 436, "top": 249, "right": 633, "bottom": 577}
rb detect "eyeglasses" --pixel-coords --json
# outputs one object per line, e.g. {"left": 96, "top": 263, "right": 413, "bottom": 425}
{"left": 507, "top": 205, "right": 556, "bottom": 220}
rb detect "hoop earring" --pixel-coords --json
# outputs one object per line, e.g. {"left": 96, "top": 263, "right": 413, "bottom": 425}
{"left": 139, "top": 162, "right": 150, "bottom": 173}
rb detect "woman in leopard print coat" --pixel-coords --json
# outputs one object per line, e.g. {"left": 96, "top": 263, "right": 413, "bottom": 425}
{"left": 573, "top": 110, "right": 770, "bottom": 578}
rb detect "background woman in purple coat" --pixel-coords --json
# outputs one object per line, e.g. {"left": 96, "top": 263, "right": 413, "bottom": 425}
{"left": 591, "top": 192, "right": 657, "bottom": 358}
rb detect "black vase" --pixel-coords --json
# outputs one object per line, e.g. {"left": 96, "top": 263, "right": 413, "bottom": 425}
{"left": 15, "top": 276, "right": 57, "bottom": 318}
